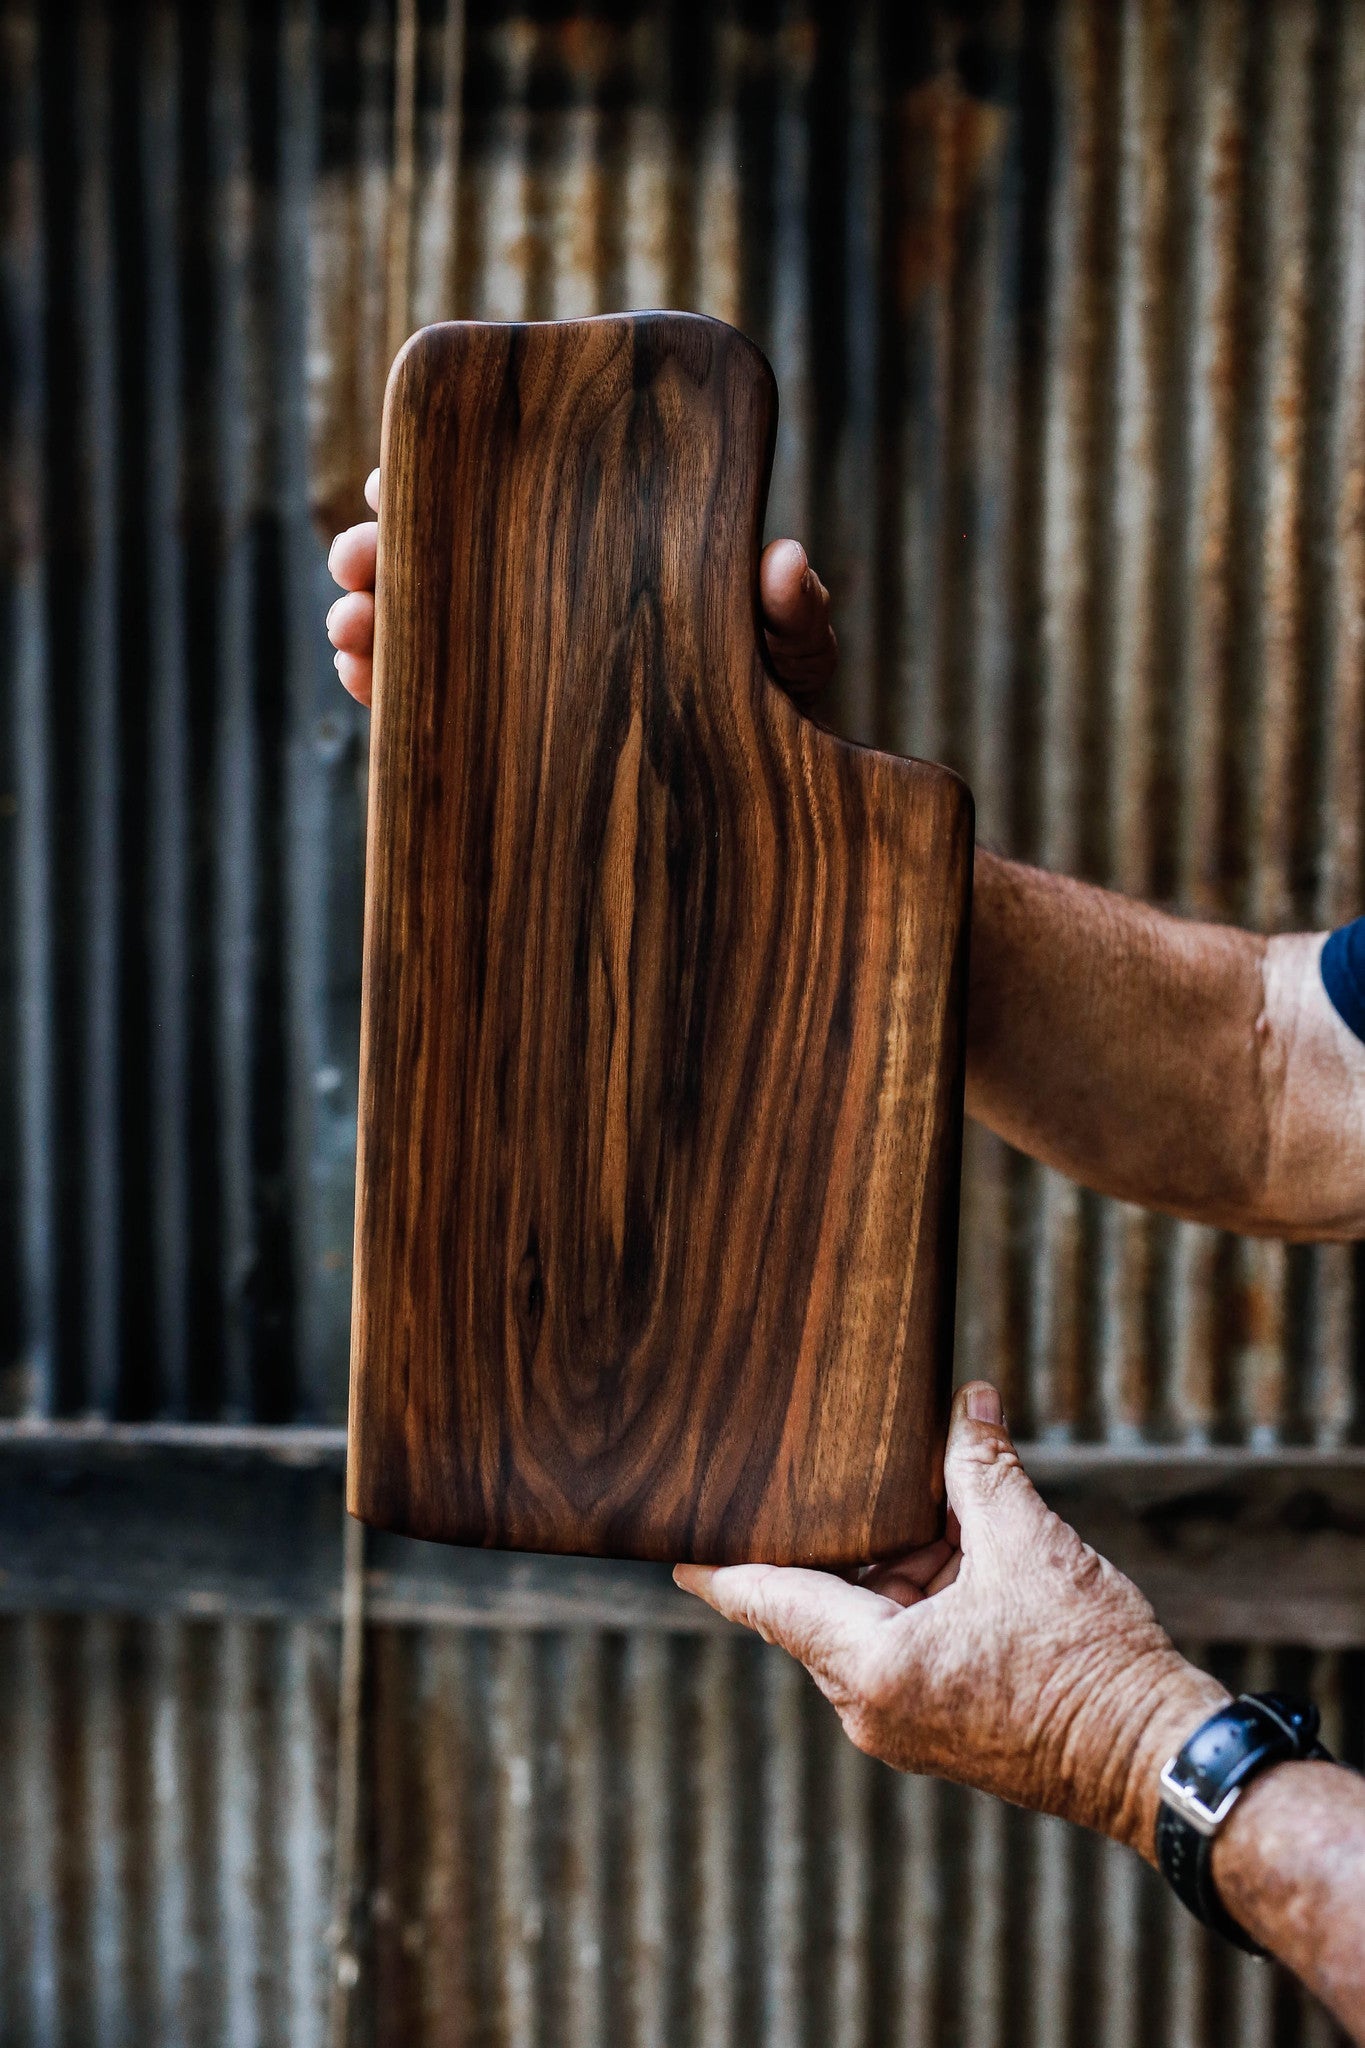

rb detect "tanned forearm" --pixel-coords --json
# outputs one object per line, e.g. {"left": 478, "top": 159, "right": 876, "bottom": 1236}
{"left": 1208, "top": 1763, "right": 1365, "bottom": 2037}
{"left": 1109, "top": 1681, "right": 1365, "bottom": 2039}
{"left": 966, "top": 850, "right": 1365, "bottom": 1239}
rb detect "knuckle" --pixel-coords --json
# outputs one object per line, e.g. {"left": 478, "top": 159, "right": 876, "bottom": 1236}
{"left": 852, "top": 1644, "right": 903, "bottom": 1723}
{"left": 962, "top": 1431, "right": 1028, "bottom": 1498}
{"left": 1059, "top": 1535, "right": 1105, "bottom": 1596}
{"left": 719, "top": 1568, "right": 785, "bottom": 1647}
{"left": 840, "top": 1705, "right": 884, "bottom": 1759}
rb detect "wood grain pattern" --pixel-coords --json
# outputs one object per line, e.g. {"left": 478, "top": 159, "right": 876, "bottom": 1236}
{"left": 348, "top": 312, "right": 972, "bottom": 1566}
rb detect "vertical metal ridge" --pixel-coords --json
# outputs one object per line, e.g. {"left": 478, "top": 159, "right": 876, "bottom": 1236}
{"left": 821, "top": 0, "right": 880, "bottom": 747}
{"left": 1095, "top": 1821, "right": 1143, "bottom": 2048}
{"left": 891, "top": 1772, "right": 941, "bottom": 2045}
{"left": 471, "top": 14, "right": 533, "bottom": 323}
{"left": 217, "top": 1622, "right": 265, "bottom": 2048}
{"left": 1323, "top": 6, "right": 1365, "bottom": 932}
{"left": 488, "top": 1629, "right": 539, "bottom": 2048}
{"left": 407, "top": 0, "right": 466, "bottom": 333}
{"left": 280, "top": 0, "right": 347, "bottom": 1425}
{"left": 75, "top": 0, "right": 122, "bottom": 1422}
{"left": 414, "top": 1628, "right": 476, "bottom": 2048}
{"left": 692, "top": 1633, "right": 741, "bottom": 2048}
{"left": 947, "top": 2, "right": 1022, "bottom": 1418}
{"left": 1174, "top": 0, "right": 1244, "bottom": 926}
{"left": 955, "top": 0, "right": 1022, "bottom": 845}
{"left": 1243, "top": 0, "right": 1314, "bottom": 943}
{"left": 1024, "top": 1810, "right": 1074, "bottom": 2045}
{"left": 14, "top": 1617, "right": 60, "bottom": 2046}
{"left": 960, "top": 1792, "right": 1007, "bottom": 2048}
{"left": 0, "top": 1620, "right": 17, "bottom": 2043}
{"left": 357, "top": 0, "right": 398, "bottom": 468}
{"left": 824, "top": 1710, "right": 874, "bottom": 2048}
{"left": 1306, "top": 0, "right": 1365, "bottom": 1452}
{"left": 1028, "top": 0, "right": 1117, "bottom": 1442}
{"left": 148, "top": 1619, "right": 192, "bottom": 2045}
{"left": 4, "top": 0, "right": 55, "bottom": 1420}
{"left": 547, "top": 1632, "right": 604, "bottom": 2048}
{"left": 549, "top": 15, "right": 611, "bottom": 322}
{"left": 763, "top": 0, "right": 814, "bottom": 548}
{"left": 385, "top": 0, "right": 418, "bottom": 365}
{"left": 35, "top": 5, "right": 89, "bottom": 1417}
{"left": 616, "top": 5, "right": 672, "bottom": 319}
{"left": 621, "top": 1635, "right": 672, "bottom": 2047}
{"left": 694, "top": 4, "right": 742, "bottom": 331}
{"left": 1165, "top": 0, "right": 1247, "bottom": 1446}
{"left": 368, "top": 1625, "right": 422, "bottom": 2044}
{"left": 143, "top": 0, "right": 193, "bottom": 1417}
{"left": 759, "top": 1648, "right": 806, "bottom": 2047}
{"left": 1107, "top": 0, "right": 1175, "bottom": 905}
{"left": 1228, "top": 0, "right": 1318, "bottom": 1451}
{"left": 210, "top": 0, "right": 260, "bottom": 1425}
{"left": 0, "top": 1, "right": 25, "bottom": 1408}
{"left": 885, "top": 8, "right": 956, "bottom": 770}
{"left": 199, "top": 0, "right": 301, "bottom": 1426}
{"left": 1092, "top": 0, "right": 1179, "bottom": 1443}
{"left": 283, "top": 1623, "right": 332, "bottom": 2048}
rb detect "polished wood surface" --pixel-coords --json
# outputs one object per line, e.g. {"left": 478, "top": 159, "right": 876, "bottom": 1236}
{"left": 348, "top": 312, "right": 972, "bottom": 1565}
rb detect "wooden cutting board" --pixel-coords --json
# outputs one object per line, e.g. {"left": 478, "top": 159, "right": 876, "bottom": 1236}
{"left": 348, "top": 312, "right": 973, "bottom": 1567}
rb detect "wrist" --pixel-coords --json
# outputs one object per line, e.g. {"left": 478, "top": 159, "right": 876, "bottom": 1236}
{"left": 1101, "top": 1656, "right": 1230, "bottom": 1862}
{"left": 1038, "top": 1639, "right": 1228, "bottom": 1855}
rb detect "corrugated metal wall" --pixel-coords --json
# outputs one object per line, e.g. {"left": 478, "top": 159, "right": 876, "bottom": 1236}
{"left": 0, "top": 1618, "right": 1360, "bottom": 2047}
{"left": 1, "top": 1, "right": 1363, "bottom": 2043}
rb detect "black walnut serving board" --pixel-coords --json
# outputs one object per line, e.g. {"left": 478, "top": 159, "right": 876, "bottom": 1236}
{"left": 348, "top": 312, "right": 973, "bottom": 1566}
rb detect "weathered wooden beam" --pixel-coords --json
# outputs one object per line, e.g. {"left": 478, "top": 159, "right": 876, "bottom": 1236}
{"left": 1, "top": 1425, "right": 1362, "bottom": 1644}
{"left": 1027, "top": 1446, "right": 1365, "bottom": 1649}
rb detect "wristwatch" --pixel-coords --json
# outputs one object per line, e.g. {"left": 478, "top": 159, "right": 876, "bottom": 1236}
{"left": 1155, "top": 1692, "right": 1334, "bottom": 1954}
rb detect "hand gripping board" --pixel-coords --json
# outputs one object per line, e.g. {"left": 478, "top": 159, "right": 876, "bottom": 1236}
{"left": 348, "top": 312, "right": 973, "bottom": 1567}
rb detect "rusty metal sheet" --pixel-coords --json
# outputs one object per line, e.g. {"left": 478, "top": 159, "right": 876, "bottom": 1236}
{"left": 8, "top": 0, "right": 1361, "bottom": 1446}
{"left": 0, "top": 1613, "right": 1358, "bottom": 2046}
{"left": 3, "top": 2, "right": 1365, "bottom": 2044}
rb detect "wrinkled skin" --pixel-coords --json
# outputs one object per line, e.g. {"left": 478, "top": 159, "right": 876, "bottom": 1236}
{"left": 677, "top": 1384, "right": 1223, "bottom": 1855}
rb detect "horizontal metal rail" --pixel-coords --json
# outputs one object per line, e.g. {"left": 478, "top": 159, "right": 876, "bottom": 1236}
{"left": 3, "top": 1423, "right": 1363, "bottom": 1644}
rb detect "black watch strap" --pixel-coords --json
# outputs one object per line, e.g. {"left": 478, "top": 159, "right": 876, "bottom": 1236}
{"left": 1155, "top": 1692, "right": 1334, "bottom": 1955}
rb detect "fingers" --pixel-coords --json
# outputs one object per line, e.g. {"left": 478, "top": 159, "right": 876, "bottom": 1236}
{"left": 326, "top": 591, "right": 375, "bottom": 657}
{"left": 327, "top": 479, "right": 378, "bottom": 706}
{"left": 328, "top": 520, "right": 378, "bottom": 595}
{"left": 760, "top": 538, "right": 838, "bottom": 702}
{"left": 942, "top": 1381, "right": 1045, "bottom": 1543}
{"left": 327, "top": 495, "right": 832, "bottom": 722}
{"left": 860, "top": 1534, "right": 958, "bottom": 1607}
{"left": 673, "top": 1562, "right": 894, "bottom": 1684}
{"left": 326, "top": 590, "right": 375, "bottom": 706}
{"left": 333, "top": 652, "right": 373, "bottom": 706}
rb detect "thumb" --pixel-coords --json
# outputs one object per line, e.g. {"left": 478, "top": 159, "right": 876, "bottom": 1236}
{"left": 943, "top": 1381, "right": 1046, "bottom": 1544}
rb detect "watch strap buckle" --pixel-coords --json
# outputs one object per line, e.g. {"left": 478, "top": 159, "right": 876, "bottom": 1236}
{"left": 1158, "top": 1758, "right": 1244, "bottom": 1838}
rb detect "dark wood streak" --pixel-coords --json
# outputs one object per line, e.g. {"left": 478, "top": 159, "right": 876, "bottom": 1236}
{"left": 349, "top": 312, "right": 974, "bottom": 1566}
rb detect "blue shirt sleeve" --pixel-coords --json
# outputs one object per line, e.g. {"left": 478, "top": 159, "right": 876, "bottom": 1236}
{"left": 1321, "top": 917, "right": 1365, "bottom": 1043}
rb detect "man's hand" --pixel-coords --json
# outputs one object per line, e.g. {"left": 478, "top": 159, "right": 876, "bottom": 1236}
{"left": 677, "top": 1385, "right": 1365, "bottom": 2039}
{"left": 326, "top": 468, "right": 838, "bottom": 707}
{"left": 676, "top": 1383, "right": 1225, "bottom": 1856}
